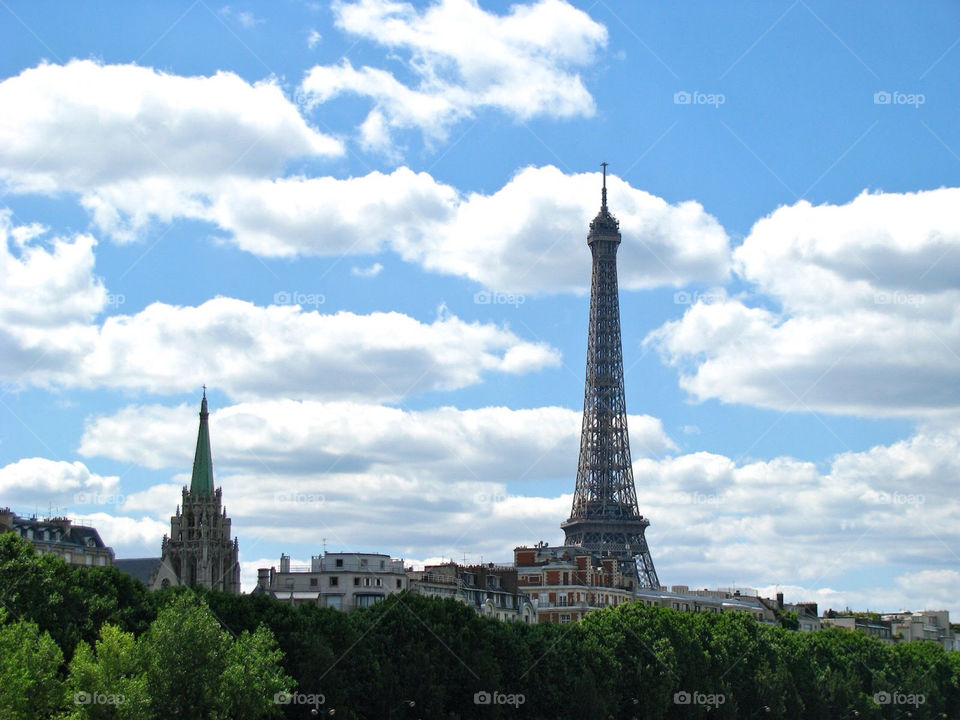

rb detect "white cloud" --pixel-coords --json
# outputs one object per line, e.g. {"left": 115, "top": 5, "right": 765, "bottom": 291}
{"left": 0, "top": 213, "right": 104, "bottom": 383}
{"left": 3, "top": 298, "right": 556, "bottom": 399}
{"left": 759, "top": 571, "right": 960, "bottom": 615}
{"left": 79, "top": 300, "right": 558, "bottom": 399}
{"left": 112, "top": 166, "right": 728, "bottom": 291}
{"left": 0, "top": 60, "right": 341, "bottom": 198}
{"left": 219, "top": 6, "right": 264, "bottom": 29}
{"left": 0, "top": 458, "right": 117, "bottom": 506}
{"left": 634, "top": 429, "right": 960, "bottom": 598}
{"left": 0, "top": 209, "right": 562, "bottom": 397}
{"left": 0, "top": 63, "right": 728, "bottom": 291}
{"left": 648, "top": 188, "right": 960, "bottom": 417}
{"left": 391, "top": 166, "right": 731, "bottom": 292}
{"left": 301, "top": 0, "right": 607, "bottom": 148}
{"left": 71, "top": 512, "right": 169, "bottom": 557}
{"left": 351, "top": 262, "right": 383, "bottom": 278}
{"left": 72, "top": 410, "right": 960, "bottom": 609}
{"left": 78, "top": 399, "right": 676, "bottom": 479}
{"left": 307, "top": 29, "right": 322, "bottom": 49}
{"left": 200, "top": 169, "right": 455, "bottom": 257}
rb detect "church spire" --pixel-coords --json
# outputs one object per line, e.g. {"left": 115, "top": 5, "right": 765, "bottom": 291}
{"left": 190, "top": 386, "right": 214, "bottom": 497}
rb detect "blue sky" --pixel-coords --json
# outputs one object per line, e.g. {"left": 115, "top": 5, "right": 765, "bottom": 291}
{"left": 1, "top": 0, "right": 959, "bottom": 612}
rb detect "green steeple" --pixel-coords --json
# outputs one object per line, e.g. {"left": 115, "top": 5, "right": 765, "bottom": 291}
{"left": 190, "top": 387, "right": 215, "bottom": 497}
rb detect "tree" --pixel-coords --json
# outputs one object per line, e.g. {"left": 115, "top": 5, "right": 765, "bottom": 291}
{"left": 141, "top": 593, "right": 293, "bottom": 720}
{"left": 218, "top": 624, "right": 293, "bottom": 720}
{"left": 141, "top": 594, "right": 230, "bottom": 719}
{"left": 0, "top": 610, "right": 65, "bottom": 720}
{"left": 64, "top": 623, "right": 150, "bottom": 720}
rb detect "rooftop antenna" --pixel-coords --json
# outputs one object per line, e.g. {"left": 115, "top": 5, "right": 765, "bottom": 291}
{"left": 322, "top": 537, "right": 327, "bottom": 553}
{"left": 601, "top": 161, "right": 608, "bottom": 211}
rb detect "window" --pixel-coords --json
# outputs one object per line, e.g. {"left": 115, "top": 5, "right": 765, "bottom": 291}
{"left": 326, "top": 596, "right": 342, "bottom": 610}
{"left": 380, "top": 560, "right": 385, "bottom": 569}
{"left": 356, "top": 594, "right": 382, "bottom": 608}
{"left": 310, "top": 578, "right": 318, "bottom": 587}
{"left": 360, "top": 558, "right": 368, "bottom": 568}
{"left": 329, "top": 576, "right": 338, "bottom": 587}
{"left": 335, "top": 558, "right": 343, "bottom": 568}
{"left": 354, "top": 577, "right": 360, "bottom": 586}
{"left": 559, "top": 614, "right": 571, "bottom": 624}
{"left": 375, "top": 578, "right": 382, "bottom": 587}
{"left": 396, "top": 579, "right": 402, "bottom": 589}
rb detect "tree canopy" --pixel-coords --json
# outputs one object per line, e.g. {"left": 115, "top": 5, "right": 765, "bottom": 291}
{"left": 0, "top": 533, "right": 958, "bottom": 719}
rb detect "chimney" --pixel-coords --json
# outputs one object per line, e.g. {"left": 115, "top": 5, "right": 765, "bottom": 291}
{"left": 280, "top": 554, "right": 290, "bottom": 573}
{"left": 776, "top": 592, "right": 784, "bottom": 609}
{"left": 257, "top": 568, "right": 271, "bottom": 590}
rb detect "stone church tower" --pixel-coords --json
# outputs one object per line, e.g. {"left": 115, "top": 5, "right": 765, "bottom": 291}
{"left": 152, "top": 390, "right": 240, "bottom": 593}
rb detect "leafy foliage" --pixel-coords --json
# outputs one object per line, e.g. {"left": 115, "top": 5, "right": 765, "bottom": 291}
{"left": 1, "top": 533, "right": 959, "bottom": 719}
{"left": 0, "top": 611, "right": 65, "bottom": 720}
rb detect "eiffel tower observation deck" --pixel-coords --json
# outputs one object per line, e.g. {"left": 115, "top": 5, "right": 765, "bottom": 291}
{"left": 560, "top": 163, "right": 660, "bottom": 589}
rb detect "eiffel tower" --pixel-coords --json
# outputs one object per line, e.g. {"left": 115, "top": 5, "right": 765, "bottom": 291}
{"left": 560, "top": 163, "right": 660, "bottom": 589}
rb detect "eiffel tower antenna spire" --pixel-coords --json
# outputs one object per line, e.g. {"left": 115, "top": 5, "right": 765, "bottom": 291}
{"left": 601, "top": 161, "right": 608, "bottom": 210}
{"left": 560, "top": 163, "right": 660, "bottom": 589}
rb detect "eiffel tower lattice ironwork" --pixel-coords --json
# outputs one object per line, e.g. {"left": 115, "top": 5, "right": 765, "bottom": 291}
{"left": 561, "top": 162, "right": 660, "bottom": 589}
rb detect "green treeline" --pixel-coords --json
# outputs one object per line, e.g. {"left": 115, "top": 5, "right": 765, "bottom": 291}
{"left": 1, "top": 533, "right": 958, "bottom": 719}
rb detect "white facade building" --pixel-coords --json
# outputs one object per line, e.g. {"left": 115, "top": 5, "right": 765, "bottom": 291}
{"left": 256, "top": 551, "right": 407, "bottom": 611}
